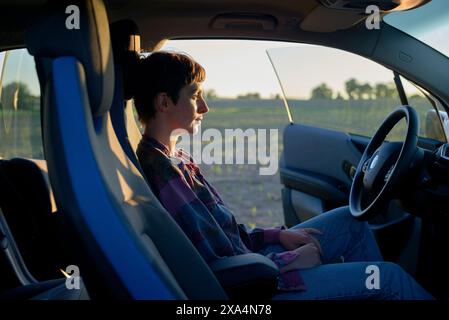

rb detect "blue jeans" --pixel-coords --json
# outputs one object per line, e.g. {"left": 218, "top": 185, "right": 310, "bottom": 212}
{"left": 258, "top": 206, "right": 433, "bottom": 300}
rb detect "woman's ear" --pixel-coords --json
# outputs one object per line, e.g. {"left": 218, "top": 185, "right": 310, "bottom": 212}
{"left": 155, "top": 92, "right": 170, "bottom": 113}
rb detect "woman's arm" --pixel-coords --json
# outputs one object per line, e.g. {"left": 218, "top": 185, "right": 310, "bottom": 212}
{"left": 237, "top": 224, "right": 285, "bottom": 252}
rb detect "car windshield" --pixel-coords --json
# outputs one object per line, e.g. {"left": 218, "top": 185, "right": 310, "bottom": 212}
{"left": 384, "top": 0, "right": 449, "bottom": 59}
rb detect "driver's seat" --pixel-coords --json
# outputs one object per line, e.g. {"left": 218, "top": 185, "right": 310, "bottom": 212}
{"left": 26, "top": 0, "right": 226, "bottom": 299}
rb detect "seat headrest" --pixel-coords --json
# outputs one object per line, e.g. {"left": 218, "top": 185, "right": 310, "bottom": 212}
{"left": 26, "top": 0, "right": 114, "bottom": 117}
{"left": 110, "top": 19, "right": 141, "bottom": 62}
{"left": 110, "top": 19, "right": 141, "bottom": 100}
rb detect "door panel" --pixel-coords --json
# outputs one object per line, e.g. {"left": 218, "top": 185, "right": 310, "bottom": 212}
{"left": 283, "top": 123, "right": 363, "bottom": 186}
{"left": 280, "top": 122, "right": 441, "bottom": 225}
{"left": 280, "top": 122, "right": 431, "bottom": 276}
{"left": 281, "top": 123, "right": 366, "bottom": 225}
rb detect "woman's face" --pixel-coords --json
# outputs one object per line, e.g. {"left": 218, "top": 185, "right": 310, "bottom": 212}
{"left": 168, "top": 82, "right": 209, "bottom": 135}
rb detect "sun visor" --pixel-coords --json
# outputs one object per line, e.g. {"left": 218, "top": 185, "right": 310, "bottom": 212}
{"left": 301, "top": 0, "right": 431, "bottom": 32}
{"left": 318, "top": 0, "right": 431, "bottom": 12}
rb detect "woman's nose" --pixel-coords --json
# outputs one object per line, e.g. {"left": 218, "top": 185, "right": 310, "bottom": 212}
{"left": 198, "top": 97, "right": 209, "bottom": 114}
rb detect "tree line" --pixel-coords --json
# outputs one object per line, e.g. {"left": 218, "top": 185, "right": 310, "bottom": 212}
{"left": 311, "top": 78, "right": 399, "bottom": 100}
{"left": 1, "top": 82, "right": 40, "bottom": 111}
{"left": 203, "top": 89, "right": 263, "bottom": 100}
{"left": 198, "top": 79, "right": 423, "bottom": 101}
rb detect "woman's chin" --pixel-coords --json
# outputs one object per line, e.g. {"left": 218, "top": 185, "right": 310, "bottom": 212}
{"left": 172, "top": 122, "right": 201, "bottom": 135}
{"left": 192, "top": 122, "right": 202, "bottom": 135}
{"left": 192, "top": 126, "right": 200, "bottom": 135}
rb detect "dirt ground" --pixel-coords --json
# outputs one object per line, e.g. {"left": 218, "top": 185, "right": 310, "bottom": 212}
{"left": 199, "top": 163, "right": 285, "bottom": 229}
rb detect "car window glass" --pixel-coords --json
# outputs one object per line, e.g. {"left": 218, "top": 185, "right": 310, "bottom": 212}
{"left": 0, "top": 49, "right": 42, "bottom": 159}
{"left": 401, "top": 77, "right": 447, "bottom": 142}
{"left": 267, "top": 45, "right": 406, "bottom": 139}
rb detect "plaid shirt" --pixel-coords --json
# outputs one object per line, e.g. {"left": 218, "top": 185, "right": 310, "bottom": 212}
{"left": 137, "top": 136, "right": 305, "bottom": 291}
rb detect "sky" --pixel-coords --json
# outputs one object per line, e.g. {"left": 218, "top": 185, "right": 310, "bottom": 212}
{"left": 162, "top": 40, "right": 293, "bottom": 99}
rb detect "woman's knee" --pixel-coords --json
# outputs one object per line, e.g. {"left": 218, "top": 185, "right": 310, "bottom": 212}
{"left": 291, "top": 206, "right": 371, "bottom": 241}
{"left": 327, "top": 206, "right": 362, "bottom": 226}
{"left": 326, "top": 206, "right": 367, "bottom": 231}
{"left": 340, "top": 208, "right": 371, "bottom": 235}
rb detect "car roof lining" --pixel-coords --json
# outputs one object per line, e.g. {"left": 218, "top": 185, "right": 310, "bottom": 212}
{"left": 0, "top": 0, "right": 432, "bottom": 50}
{"left": 0, "top": 0, "right": 388, "bottom": 50}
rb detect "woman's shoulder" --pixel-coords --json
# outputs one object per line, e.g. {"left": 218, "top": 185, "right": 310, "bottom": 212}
{"left": 137, "top": 139, "right": 183, "bottom": 180}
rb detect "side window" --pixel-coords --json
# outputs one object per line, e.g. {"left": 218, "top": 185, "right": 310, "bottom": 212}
{"left": 0, "top": 49, "right": 42, "bottom": 159}
{"left": 267, "top": 45, "right": 403, "bottom": 138}
{"left": 401, "top": 76, "right": 447, "bottom": 142}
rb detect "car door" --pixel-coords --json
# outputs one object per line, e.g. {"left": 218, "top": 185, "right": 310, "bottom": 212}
{"left": 267, "top": 45, "right": 448, "bottom": 267}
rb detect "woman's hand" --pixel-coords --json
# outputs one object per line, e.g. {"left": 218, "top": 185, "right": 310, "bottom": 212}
{"left": 279, "top": 228, "right": 323, "bottom": 253}
{"left": 280, "top": 243, "right": 322, "bottom": 272}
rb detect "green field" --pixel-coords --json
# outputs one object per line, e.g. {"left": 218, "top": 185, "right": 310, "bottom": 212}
{"left": 203, "top": 96, "right": 442, "bottom": 142}
{"left": 0, "top": 109, "right": 43, "bottom": 159}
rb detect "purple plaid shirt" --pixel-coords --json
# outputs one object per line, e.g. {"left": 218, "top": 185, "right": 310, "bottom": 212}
{"left": 137, "top": 136, "right": 305, "bottom": 291}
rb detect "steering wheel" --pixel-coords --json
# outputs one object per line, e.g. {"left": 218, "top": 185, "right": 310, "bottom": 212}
{"left": 349, "top": 105, "right": 419, "bottom": 220}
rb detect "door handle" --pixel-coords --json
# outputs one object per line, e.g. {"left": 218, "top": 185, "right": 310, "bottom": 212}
{"left": 342, "top": 160, "right": 356, "bottom": 180}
